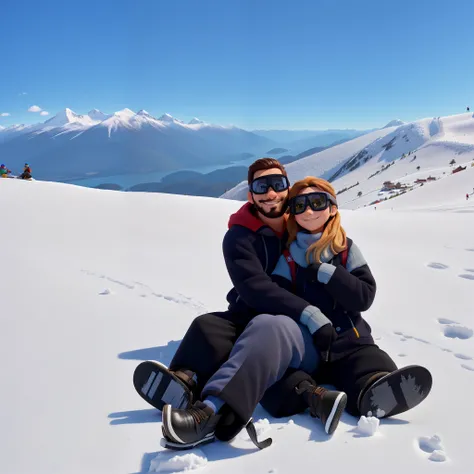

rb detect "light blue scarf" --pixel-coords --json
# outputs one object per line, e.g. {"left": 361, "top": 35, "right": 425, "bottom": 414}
{"left": 288, "top": 231, "right": 335, "bottom": 267}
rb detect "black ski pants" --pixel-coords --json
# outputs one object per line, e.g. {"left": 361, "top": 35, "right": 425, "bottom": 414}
{"left": 169, "top": 312, "right": 397, "bottom": 419}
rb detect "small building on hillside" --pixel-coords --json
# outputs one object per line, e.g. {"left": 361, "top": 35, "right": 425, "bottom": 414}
{"left": 452, "top": 165, "right": 467, "bottom": 174}
{"left": 381, "top": 180, "right": 405, "bottom": 192}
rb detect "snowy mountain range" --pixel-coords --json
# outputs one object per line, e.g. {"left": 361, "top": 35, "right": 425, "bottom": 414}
{"left": 0, "top": 108, "right": 275, "bottom": 180}
{"left": 1, "top": 173, "right": 473, "bottom": 473}
{"left": 222, "top": 112, "right": 474, "bottom": 211}
{"left": 0, "top": 108, "right": 389, "bottom": 183}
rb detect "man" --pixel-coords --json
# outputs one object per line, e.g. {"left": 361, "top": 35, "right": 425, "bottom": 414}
{"left": 19, "top": 163, "right": 32, "bottom": 180}
{"left": 133, "top": 158, "right": 346, "bottom": 450}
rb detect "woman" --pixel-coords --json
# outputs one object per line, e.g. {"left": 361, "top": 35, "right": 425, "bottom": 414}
{"left": 268, "top": 176, "right": 432, "bottom": 419}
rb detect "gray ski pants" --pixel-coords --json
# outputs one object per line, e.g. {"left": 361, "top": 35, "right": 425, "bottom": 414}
{"left": 201, "top": 313, "right": 320, "bottom": 419}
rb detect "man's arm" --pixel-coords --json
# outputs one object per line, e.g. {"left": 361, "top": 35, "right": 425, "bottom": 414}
{"left": 223, "top": 227, "right": 309, "bottom": 321}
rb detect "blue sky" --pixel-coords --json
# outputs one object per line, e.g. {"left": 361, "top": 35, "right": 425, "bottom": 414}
{"left": 1, "top": 0, "right": 473, "bottom": 130}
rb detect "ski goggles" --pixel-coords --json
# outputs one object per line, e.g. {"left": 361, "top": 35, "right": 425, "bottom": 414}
{"left": 289, "top": 192, "right": 338, "bottom": 215}
{"left": 249, "top": 174, "right": 290, "bottom": 194}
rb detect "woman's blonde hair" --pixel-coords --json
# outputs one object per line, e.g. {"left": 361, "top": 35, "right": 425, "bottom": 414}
{"left": 287, "top": 176, "right": 347, "bottom": 264}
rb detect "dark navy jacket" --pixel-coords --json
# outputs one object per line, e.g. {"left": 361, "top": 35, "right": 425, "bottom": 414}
{"left": 222, "top": 203, "right": 309, "bottom": 326}
{"left": 271, "top": 236, "right": 376, "bottom": 358}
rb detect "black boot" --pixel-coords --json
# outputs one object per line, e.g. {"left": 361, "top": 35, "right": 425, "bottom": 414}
{"left": 296, "top": 381, "right": 347, "bottom": 435}
{"left": 162, "top": 401, "right": 222, "bottom": 450}
{"left": 357, "top": 366, "right": 432, "bottom": 418}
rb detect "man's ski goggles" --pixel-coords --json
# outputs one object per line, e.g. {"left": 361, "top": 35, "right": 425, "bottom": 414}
{"left": 249, "top": 174, "right": 290, "bottom": 194}
{"left": 289, "top": 192, "right": 338, "bottom": 215}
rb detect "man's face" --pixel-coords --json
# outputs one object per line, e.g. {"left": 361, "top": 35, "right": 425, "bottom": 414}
{"left": 247, "top": 167, "right": 289, "bottom": 218}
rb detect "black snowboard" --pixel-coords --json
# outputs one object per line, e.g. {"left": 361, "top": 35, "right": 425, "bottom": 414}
{"left": 133, "top": 361, "right": 193, "bottom": 411}
{"left": 359, "top": 365, "right": 432, "bottom": 418}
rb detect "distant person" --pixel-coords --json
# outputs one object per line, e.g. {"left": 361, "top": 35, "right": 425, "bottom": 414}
{"left": 467, "top": 194, "right": 470, "bottom": 201}
{"left": 467, "top": 106, "right": 470, "bottom": 112}
{"left": 0, "top": 164, "right": 11, "bottom": 178}
{"left": 19, "top": 163, "right": 32, "bottom": 180}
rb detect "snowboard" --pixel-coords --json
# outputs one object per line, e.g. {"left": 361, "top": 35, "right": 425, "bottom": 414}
{"left": 133, "top": 361, "right": 193, "bottom": 412}
{"left": 359, "top": 365, "right": 432, "bottom": 418}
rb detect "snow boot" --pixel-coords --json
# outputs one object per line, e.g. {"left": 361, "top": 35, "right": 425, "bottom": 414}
{"left": 161, "top": 401, "right": 221, "bottom": 450}
{"left": 133, "top": 360, "right": 196, "bottom": 411}
{"left": 296, "top": 380, "right": 347, "bottom": 435}
{"left": 358, "top": 365, "right": 433, "bottom": 418}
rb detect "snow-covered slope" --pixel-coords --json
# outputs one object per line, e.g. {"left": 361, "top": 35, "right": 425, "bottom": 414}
{"left": 1, "top": 178, "right": 473, "bottom": 473}
{"left": 221, "top": 113, "right": 474, "bottom": 211}
{"left": 221, "top": 125, "right": 401, "bottom": 200}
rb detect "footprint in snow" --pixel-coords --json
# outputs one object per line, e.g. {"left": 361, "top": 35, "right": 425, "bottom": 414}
{"left": 461, "top": 364, "right": 474, "bottom": 372}
{"left": 427, "top": 262, "right": 449, "bottom": 270}
{"left": 464, "top": 268, "right": 474, "bottom": 273}
{"left": 458, "top": 273, "right": 474, "bottom": 281}
{"left": 437, "top": 318, "right": 459, "bottom": 325}
{"left": 417, "top": 435, "right": 448, "bottom": 462}
{"left": 442, "top": 325, "right": 473, "bottom": 340}
{"left": 413, "top": 337, "right": 430, "bottom": 344}
{"left": 453, "top": 353, "right": 473, "bottom": 361}
{"left": 83, "top": 271, "right": 208, "bottom": 312}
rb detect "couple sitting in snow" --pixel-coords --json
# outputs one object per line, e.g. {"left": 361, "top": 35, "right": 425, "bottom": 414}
{"left": 0, "top": 163, "right": 32, "bottom": 180}
{"left": 133, "top": 158, "right": 432, "bottom": 450}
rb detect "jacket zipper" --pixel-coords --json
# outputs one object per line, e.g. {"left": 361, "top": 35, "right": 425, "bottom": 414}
{"left": 347, "top": 314, "right": 360, "bottom": 338}
{"left": 262, "top": 236, "right": 268, "bottom": 272}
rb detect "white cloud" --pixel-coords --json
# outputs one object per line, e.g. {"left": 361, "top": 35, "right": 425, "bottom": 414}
{"left": 19, "top": 92, "right": 27, "bottom": 96}
{"left": 28, "top": 105, "right": 42, "bottom": 113}
{"left": 40, "top": 111, "right": 49, "bottom": 116}
{"left": 0, "top": 112, "right": 10, "bottom": 117}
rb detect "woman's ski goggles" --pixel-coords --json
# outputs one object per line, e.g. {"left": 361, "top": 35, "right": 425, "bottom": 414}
{"left": 289, "top": 192, "right": 338, "bottom": 215}
{"left": 249, "top": 174, "right": 290, "bottom": 194}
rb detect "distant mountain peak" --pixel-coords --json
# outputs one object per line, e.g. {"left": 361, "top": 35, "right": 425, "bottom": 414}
{"left": 44, "top": 108, "right": 96, "bottom": 127}
{"left": 159, "top": 113, "right": 175, "bottom": 122}
{"left": 87, "top": 109, "right": 109, "bottom": 121}
{"left": 383, "top": 119, "right": 405, "bottom": 128}
{"left": 189, "top": 117, "right": 205, "bottom": 125}
{"left": 137, "top": 109, "right": 152, "bottom": 117}
{"left": 114, "top": 108, "right": 136, "bottom": 118}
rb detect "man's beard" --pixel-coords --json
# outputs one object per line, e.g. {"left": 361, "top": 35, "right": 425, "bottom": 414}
{"left": 253, "top": 197, "right": 289, "bottom": 218}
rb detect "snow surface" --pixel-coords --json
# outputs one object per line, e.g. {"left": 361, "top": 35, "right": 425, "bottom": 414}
{"left": 222, "top": 112, "right": 474, "bottom": 212}
{"left": 1, "top": 177, "right": 474, "bottom": 473}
